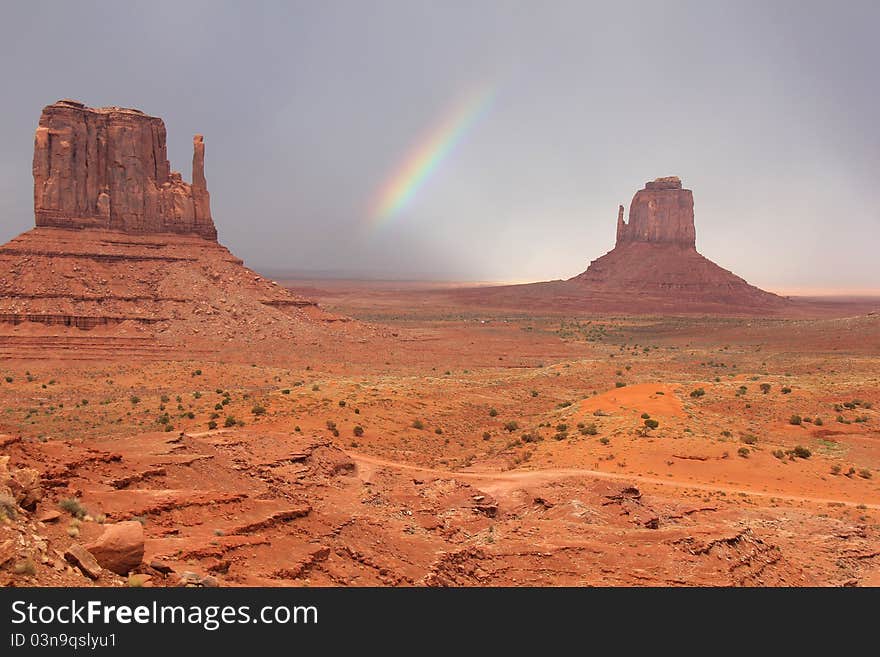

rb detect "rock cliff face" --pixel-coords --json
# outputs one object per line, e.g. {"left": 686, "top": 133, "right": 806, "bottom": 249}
{"left": 33, "top": 100, "right": 217, "bottom": 240}
{"left": 615, "top": 176, "right": 695, "bottom": 248}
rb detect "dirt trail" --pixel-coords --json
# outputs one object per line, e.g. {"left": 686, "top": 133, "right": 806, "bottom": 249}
{"left": 348, "top": 451, "right": 880, "bottom": 510}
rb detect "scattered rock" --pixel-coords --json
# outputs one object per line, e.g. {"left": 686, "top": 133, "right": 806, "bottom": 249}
{"left": 64, "top": 544, "right": 102, "bottom": 580}
{"left": 149, "top": 559, "right": 175, "bottom": 575}
{"left": 84, "top": 521, "right": 144, "bottom": 575}
{"left": 37, "top": 510, "right": 62, "bottom": 523}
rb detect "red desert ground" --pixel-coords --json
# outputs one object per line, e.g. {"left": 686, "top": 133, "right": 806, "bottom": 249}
{"left": 1, "top": 100, "right": 878, "bottom": 587}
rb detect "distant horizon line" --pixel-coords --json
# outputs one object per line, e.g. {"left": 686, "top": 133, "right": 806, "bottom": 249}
{"left": 253, "top": 268, "right": 880, "bottom": 298}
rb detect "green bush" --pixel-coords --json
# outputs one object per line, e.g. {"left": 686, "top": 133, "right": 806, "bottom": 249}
{"left": 643, "top": 419, "right": 659, "bottom": 430}
{"left": 353, "top": 425, "right": 364, "bottom": 437}
{"left": 789, "top": 414, "right": 802, "bottom": 425}
{"left": 224, "top": 416, "right": 237, "bottom": 428}
{"left": 690, "top": 388, "right": 705, "bottom": 398}
{"left": 251, "top": 405, "right": 266, "bottom": 416}
{"left": 504, "top": 421, "right": 519, "bottom": 432}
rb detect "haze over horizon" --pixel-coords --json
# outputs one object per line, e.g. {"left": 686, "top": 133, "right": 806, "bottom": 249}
{"left": 1, "top": 1, "right": 878, "bottom": 292}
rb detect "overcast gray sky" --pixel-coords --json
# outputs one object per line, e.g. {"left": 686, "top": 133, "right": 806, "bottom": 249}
{"left": 1, "top": 1, "right": 878, "bottom": 291}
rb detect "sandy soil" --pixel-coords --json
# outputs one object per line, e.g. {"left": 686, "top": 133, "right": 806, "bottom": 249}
{"left": 1, "top": 280, "right": 878, "bottom": 587}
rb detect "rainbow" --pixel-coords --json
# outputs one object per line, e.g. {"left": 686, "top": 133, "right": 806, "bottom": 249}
{"left": 369, "top": 85, "right": 495, "bottom": 226}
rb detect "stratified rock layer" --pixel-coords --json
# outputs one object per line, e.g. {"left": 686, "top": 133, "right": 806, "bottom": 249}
{"left": 33, "top": 100, "right": 216, "bottom": 239}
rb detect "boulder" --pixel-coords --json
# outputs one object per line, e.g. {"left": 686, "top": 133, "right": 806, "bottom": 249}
{"left": 84, "top": 521, "right": 144, "bottom": 575}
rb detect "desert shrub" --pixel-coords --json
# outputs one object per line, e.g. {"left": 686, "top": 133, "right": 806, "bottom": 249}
{"left": 759, "top": 383, "right": 771, "bottom": 394}
{"left": 814, "top": 417, "right": 824, "bottom": 426}
{"left": 789, "top": 414, "right": 802, "bottom": 425}
{"left": 504, "top": 421, "right": 520, "bottom": 432}
{"left": 311, "top": 385, "right": 320, "bottom": 391}
{"left": 482, "top": 432, "right": 491, "bottom": 441}
{"left": 224, "top": 416, "right": 237, "bottom": 428}
{"left": 741, "top": 434, "right": 758, "bottom": 445}
{"left": 0, "top": 494, "right": 18, "bottom": 519}
{"left": 557, "top": 401, "right": 572, "bottom": 408}
{"left": 690, "top": 388, "right": 705, "bottom": 398}
{"left": 737, "top": 447, "right": 750, "bottom": 458}
{"left": 434, "top": 427, "right": 443, "bottom": 435}
{"left": 338, "top": 400, "right": 346, "bottom": 407}
{"left": 790, "top": 445, "right": 811, "bottom": 459}
{"left": 59, "top": 497, "right": 87, "bottom": 519}
{"left": 830, "top": 464, "right": 841, "bottom": 475}
{"left": 530, "top": 390, "right": 539, "bottom": 397}
{"left": 130, "top": 396, "right": 140, "bottom": 404}
{"left": 353, "top": 425, "right": 364, "bottom": 437}
{"left": 521, "top": 432, "right": 542, "bottom": 443}
{"left": 772, "top": 449, "right": 785, "bottom": 460}
{"left": 13, "top": 558, "right": 36, "bottom": 576}
{"left": 580, "top": 423, "right": 598, "bottom": 436}
{"left": 488, "top": 408, "right": 498, "bottom": 417}
{"left": 281, "top": 389, "right": 291, "bottom": 395}
{"left": 412, "top": 420, "right": 424, "bottom": 430}
{"left": 326, "top": 420, "right": 337, "bottom": 431}
{"left": 553, "top": 432, "right": 568, "bottom": 441}
{"left": 859, "top": 469, "right": 873, "bottom": 479}
{"left": 207, "top": 420, "right": 217, "bottom": 430}
{"left": 615, "top": 382, "right": 626, "bottom": 388}
{"left": 160, "top": 394, "right": 170, "bottom": 403}
{"left": 186, "top": 411, "right": 195, "bottom": 419}
{"left": 640, "top": 413, "right": 650, "bottom": 419}
{"left": 781, "top": 387, "right": 792, "bottom": 394}
{"left": 214, "top": 403, "right": 223, "bottom": 411}
{"left": 192, "top": 369, "right": 202, "bottom": 376}
{"left": 599, "top": 437, "right": 610, "bottom": 445}
{"left": 556, "top": 423, "right": 568, "bottom": 432}
{"left": 251, "top": 405, "right": 266, "bottom": 416}
{"left": 643, "top": 419, "right": 659, "bottom": 430}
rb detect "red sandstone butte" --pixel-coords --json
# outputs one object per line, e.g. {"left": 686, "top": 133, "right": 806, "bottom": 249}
{"left": 569, "top": 176, "right": 786, "bottom": 309}
{"left": 33, "top": 99, "right": 216, "bottom": 239}
{"left": 0, "top": 99, "right": 337, "bottom": 351}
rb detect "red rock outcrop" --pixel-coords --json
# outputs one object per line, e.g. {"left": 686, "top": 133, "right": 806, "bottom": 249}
{"left": 33, "top": 100, "right": 217, "bottom": 240}
{"left": 451, "top": 176, "right": 790, "bottom": 315}
{"left": 564, "top": 176, "right": 786, "bottom": 311}
{"left": 0, "top": 100, "right": 352, "bottom": 355}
